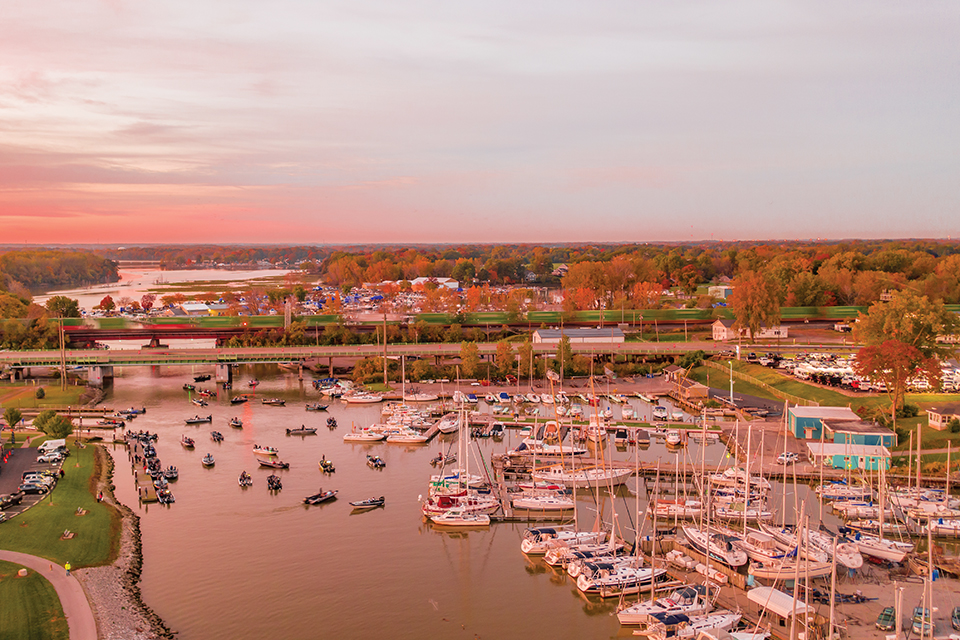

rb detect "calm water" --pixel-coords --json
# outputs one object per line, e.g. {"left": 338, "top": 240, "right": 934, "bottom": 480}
{"left": 103, "top": 366, "right": 750, "bottom": 640}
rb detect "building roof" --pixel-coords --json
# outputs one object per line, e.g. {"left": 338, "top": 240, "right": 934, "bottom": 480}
{"left": 823, "top": 419, "right": 895, "bottom": 436}
{"left": 747, "top": 587, "right": 810, "bottom": 618}
{"left": 679, "top": 378, "right": 707, "bottom": 390}
{"left": 713, "top": 319, "right": 736, "bottom": 328}
{"left": 788, "top": 406, "right": 859, "bottom": 421}
{"left": 806, "top": 442, "right": 891, "bottom": 457}
{"left": 663, "top": 365, "right": 683, "bottom": 373}
{"left": 534, "top": 328, "right": 625, "bottom": 339}
{"left": 928, "top": 403, "right": 960, "bottom": 416}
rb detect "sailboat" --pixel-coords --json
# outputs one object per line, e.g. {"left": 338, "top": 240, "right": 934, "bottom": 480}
{"left": 616, "top": 584, "right": 717, "bottom": 626}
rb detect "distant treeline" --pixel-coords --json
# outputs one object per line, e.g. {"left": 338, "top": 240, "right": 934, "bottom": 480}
{"left": 0, "top": 249, "right": 119, "bottom": 291}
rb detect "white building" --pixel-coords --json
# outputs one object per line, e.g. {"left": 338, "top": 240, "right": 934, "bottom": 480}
{"left": 532, "top": 327, "right": 624, "bottom": 344}
{"left": 711, "top": 318, "right": 788, "bottom": 341}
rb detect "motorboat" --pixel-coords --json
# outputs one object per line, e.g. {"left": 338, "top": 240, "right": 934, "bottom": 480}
{"left": 185, "top": 415, "right": 212, "bottom": 425}
{"left": 343, "top": 428, "right": 386, "bottom": 442}
{"left": 665, "top": 430, "right": 683, "bottom": 447}
{"left": 575, "top": 562, "right": 669, "bottom": 597}
{"left": 652, "top": 405, "right": 669, "bottom": 420}
{"left": 210, "top": 431, "right": 224, "bottom": 442}
{"left": 230, "top": 396, "right": 248, "bottom": 405}
{"left": 191, "top": 398, "right": 208, "bottom": 407}
{"left": 194, "top": 374, "right": 211, "bottom": 382}
{"left": 433, "top": 413, "right": 461, "bottom": 434}
{"left": 121, "top": 406, "right": 147, "bottom": 415}
{"left": 520, "top": 527, "right": 607, "bottom": 555}
{"left": 181, "top": 436, "right": 195, "bottom": 448}
{"left": 681, "top": 526, "right": 748, "bottom": 567}
{"left": 350, "top": 496, "right": 385, "bottom": 510}
{"left": 286, "top": 426, "right": 318, "bottom": 436}
{"left": 197, "top": 389, "right": 217, "bottom": 398}
{"left": 259, "top": 458, "right": 290, "bottom": 469}
{"left": 157, "top": 488, "right": 175, "bottom": 504}
{"left": 305, "top": 403, "right": 328, "bottom": 411}
{"left": 326, "top": 417, "right": 338, "bottom": 429}
{"left": 261, "top": 398, "right": 285, "bottom": 406}
{"left": 366, "top": 454, "right": 386, "bottom": 469}
{"left": 641, "top": 610, "right": 742, "bottom": 640}
{"left": 99, "top": 418, "right": 125, "bottom": 427}
{"left": 430, "top": 505, "right": 490, "bottom": 527}
{"left": 430, "top": 452, "right": 456, "bottom": 466}
{"left": 304, "top": 489, "right": 338, "bottom": 505}
{"left": 343, "top": 393, "right": 383, "bottom": 404}
{"left": 319, "top": 456, "right": 336, "bottom": 473}
{"left": 385, "top": 429, "right": 429, "bottom": 444}
{"left": 616, "top": 584, "right": 716, "bottom": 626}
{"left": 163, "top": 466, "right": 179, "bottom": 480}
{"left": 253, "top": 445, "right": 279, "bottom": 455}
{"left": 183, "top": 383, "right": 195, "bottom": 391}
{"left": 248, "top": 379, "right": 260, "bottom": 387}
{"left": 266, "top": 474, "right": 282, "bottom": 491}
{"left": 201, "top": 454, "right": 215, "bottom": 467}
{"left": 238, "top": 471, "right": 252, "bottom": 487}
{"left": 229, "top": 417, "right": 243, "bottom": 428}
{"left": 525, "top": 393, "right": 540, "bottom": 403}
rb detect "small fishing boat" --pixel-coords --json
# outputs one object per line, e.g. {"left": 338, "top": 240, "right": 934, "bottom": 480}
{"left": 210, "top": 431, "right": 224, "bottom": 442}
{"left": 194, "top": 374, "right": 211, "bottom": 382}
{"left": 201, "top": 453, "right": 215, "bottom": 467}
{"left": 319, "top": 456, "right": 336, "bottom": 473}
{"left": 305, "top": 403, "right": 329, "bottom": 411}
{"left": 230, "top": 396, "right": 248, "bottom": 405}
{"left": 121, "top": 406, "right": 147, "bottom": 415}
{"left": 261, "top": 398, "right": 285, "bottom": 406}
{"left": 258, "top": 458, "right": 290, "bottom": 469}
{"left": 327, "top": 417, "right": 338, "bottom": 429}
{"left": 430, "top": 452, "right": 456, "bottom": 466}
{"left": 181, "top": 436, "right": 195, "bottom": 448}
{"left": 157, "top": 488, "right": 175, "bottom": 504}
{"left": 266, "top": 474, "right": 282, "bottom": 491}
{"left": 304, "top": 489, "right": 338, "bottom": 505}
{"left": 253, "top": 444, "right": 279, "bottom": 455}
{"left": 238, "top": 471, "right": 253, "bottom": 487}
{"left": 286, "top": 426, "right": 318, "bottom": 436}
{"left": 183, "top": 383, "right": 195, "bottom": 391}
{"left": 185, "top": 415, "right": 212, "bottom": 425}
{"left": 248, "top": 379, "right": 260, "bottom": 387}
{"left": 366, "top": 454, "right": 386, "bottom": 469}
{"left": 197, "top": 389, "right": 217, "bottom": 398}
{"left": 163, "top": 466, "right": 179, "bottom": 480}
{"left": 350, "top": 496, "right": 385, "bottom": 510}
{"left": 191, "top": 398, "right": 208, "bottom": 407}
{"left": 229, "top": 417, "right": 243, "bottom": 428}
{"left": 98, "top": 418, "right": 125, "bottom": 427}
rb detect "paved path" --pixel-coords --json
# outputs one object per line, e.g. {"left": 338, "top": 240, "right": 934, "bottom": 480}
{"left": 0, "top": 550, "right": 98, "bottom": 640}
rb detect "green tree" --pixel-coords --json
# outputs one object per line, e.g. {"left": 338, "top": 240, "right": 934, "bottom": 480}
{"left": 495, "top": 339, "right": 515, "bottom": 378}
{"left": 557, "top": 335, "right": 574, "bottom": 380}
{"left": 45, "top": 296, "right": 81, "bottom": 318}
{"left": 518, "top": 338, "right": 533, "bottom": 379}
{"left": 459, "top": 341, "right": 480, "bottom": 378}
{"left": 727, "top": 270, "right": 781, "bottom": 342}
{"left": 853, "top": 290, "right": 959, "bottom": 359}
{"left": 33, "top": 410, "right": 74, "bottom": 439}
{"left": 4, "top": 407, "right": 22, "bottom": 429}
{"left": 949, "top": 418, "right": 960, "bottom": 434}
{"left": 35, "top": 387, "right": 45, "bottom": 399}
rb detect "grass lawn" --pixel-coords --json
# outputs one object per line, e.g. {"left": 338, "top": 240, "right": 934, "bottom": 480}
{"left": 0, "top": 383, "right": 85, "bottom": 410}
{"left": 0, "top": 444, "right": 119, "bottom": 568}
{"left": 0, "top": 560, "right": 68, "bottom": 640}
{"left": 688, "top": 366, "right": 782, "bottom": 403}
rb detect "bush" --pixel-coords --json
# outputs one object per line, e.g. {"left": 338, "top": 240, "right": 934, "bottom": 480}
{"left": 35, "top": 387, "right": 45, "bottom": 399}
{"left": 949, "top": 418, "right": 960, "bottom": 434}
{"left": 898, "top": 403, "right": 920, "bottom": 419}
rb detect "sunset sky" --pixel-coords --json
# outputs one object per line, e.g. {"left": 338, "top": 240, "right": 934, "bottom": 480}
{"left": 2, "top": 1, "right": 958, "bottom": 245}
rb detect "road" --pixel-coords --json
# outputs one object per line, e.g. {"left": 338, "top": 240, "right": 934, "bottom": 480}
{"left": 0, "top": 549, "right": 98, "bottom": 640}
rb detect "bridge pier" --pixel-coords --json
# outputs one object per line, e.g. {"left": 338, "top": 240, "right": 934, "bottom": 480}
{"left": 215, "top": 364, "right": 233, "bottom": 384}
{"left": 88, "top": 365, "right": 114, "bottom": 388}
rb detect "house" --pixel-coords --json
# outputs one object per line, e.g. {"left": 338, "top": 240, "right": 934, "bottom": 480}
{"left": 532, "top": 327, "right": 625, "bottom": 344}
{"left": 711, "top": 319, "right": 788, "bottom": 342}
{"left": 674, "top": 377, "right": 710, "bottom": 404}
{"left": 708, "top": 285, "right": 734, "bottom": 300}
{"left": 787, "top": 406, "right": 859, "bottom": 440}
{"left": 805, "top": 442, "right": 891, "bottom": 470}
{"left": 662, "top": 365, "right": 685, "bottom": 383}
{"left": 927, "top": 403, "right": 960, "bottom": 431}
{"left": 822, "top": 419, "right": 897, "bottom": 447}
{"left": 410, "top": 277, "right": 459, "bottom": 290}
{"left": 180, "top": 302, "right": 210, "bottom": 316}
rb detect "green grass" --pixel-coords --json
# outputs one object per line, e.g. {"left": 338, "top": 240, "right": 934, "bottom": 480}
{"left": 0, "top": 561, "right": 68, "bottom": 640}
{"left": 688, "top": 366, "right": 782, "bottom": 403}
{"left": 0, "top": 383, "right": 85, "bottom": 410}
{"left": 0, "top": 444, "right": 118, "bottom": 568}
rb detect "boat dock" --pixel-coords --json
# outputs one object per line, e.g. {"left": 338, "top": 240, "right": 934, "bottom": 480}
{"left": 125, "top": 435, "right": 160, "bottom": 502}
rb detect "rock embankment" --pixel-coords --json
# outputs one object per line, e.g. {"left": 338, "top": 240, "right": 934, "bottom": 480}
{"left": 75, "top": 446, "right": 172, "bottom": 640}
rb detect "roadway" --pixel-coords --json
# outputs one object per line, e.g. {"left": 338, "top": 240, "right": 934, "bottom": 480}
{"left": 0, "top": 340, "right": 856, "bottom": 369}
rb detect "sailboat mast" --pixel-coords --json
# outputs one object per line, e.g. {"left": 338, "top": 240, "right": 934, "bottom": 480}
{"left": 789, "top": 511, "right": 803, "bottom": 640}
{"left": 828, "top": 536, "right": 837, "bottom": 640}
{"left": 744, "top": 423, "right": 751, "bottom": 532}
{"left": 650, "top": 460, "right": 661, "bottom": 603}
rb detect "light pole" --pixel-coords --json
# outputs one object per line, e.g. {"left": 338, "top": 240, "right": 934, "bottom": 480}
{"left": 729, "top": 360, "right": 734, "bottom": 405}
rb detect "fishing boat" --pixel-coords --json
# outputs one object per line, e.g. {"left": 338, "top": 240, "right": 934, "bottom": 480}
{"left": 163, "top": 466, "right": 179, "bottom": 480}
{"left": 181, "top": 436, "right": 195, "bottom": 448}
{"left": 197, "top": 388, "right": 217, "bottom": 398}
{"left": 430, "top": 505, "right": 491, "bottom": 527}
{"left": 350, "top": 496, "right": 385, "bottom": 510}
{"left": 238, "top": 471, "right": 252, "bottom": 487}
{"left": 185, "top": 415, "right": 212, "bottom": 425}
{"left": 253, "top": 444, "right": 279, "bottom": 455}
{"left": 266, "top": 474, "right": 282, "bottom": 491}
{"left": 430, "top": 452, "right": 456, "bottom": 466}
{"left": 258, "top": 458, "right": 290, "bottom": 469}
{"left": 286, "top": 426, "right": 318, "bottom": 436}
{"left": 98, "top": 418, "right": 125, "bottom": 427}
{"left": 201, "top": 453, "right": 215, "bottom": 467}
{"left": 210, "top": 431, "right": 224, "bottom": 442}
{"left": 157, "top": 488, "right": 175, "bottom": 504}
{"left": 366, "top": 454, "right": 386, "bottom": 469}
{"left": 319, "top": 456, "right": 336, "bottom": 473}
{"left": 194, "top": 374, "right": 211, "bottom": 382}
{"left": 305, "top": 403, "right": 328, "bottom": 411}
{"left": 229, "top": 417, "right": 243, "bottom": 428}
{"left": 343, "top": 428, "right": 386, "bottom": 442}
{"left": 183, "top": 383, "right": 195, "bottom": 391}
{"left": 327, "top": 417, "right": 338, "bottom": 429}
{"left": 191, "top": 398, "right": 208, "bottom": 407}
{"left": 681, "top": 526, "right": 748, "bottom": 567}
{"left": 520, "top": 527, "right": 607, "bottom": 555}
{"left": 303, "top": 489, "right": 338, "bottom": 505}
{"left": 230, "top": 396, "right": 248, "bottom": 405}
{"left": 248, "top": 379, "right": 259, "bottom": 387}
{"left": 616, "top": 584, "right": 716, "bottom": 626}
{"left": 261, "top": 398, "right": 285, "bottom": 406}
{"left": 121, "top": 406, "right": 147, "bottom": 415}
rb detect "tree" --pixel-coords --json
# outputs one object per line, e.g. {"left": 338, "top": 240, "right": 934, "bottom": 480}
{"left": 45, "top": 296, "right": 81, "bottom": 318}
{"left": 727, "top": 270, "right": 781, "bottom": 342}
{"left": 495, "top": 340, "right": 515, "bottom": 379}
{"left": 853, "top": 339, "right": 941, "bottom": 429}
{"left": 33, "top": 410, "right": 74, "bottom": 439}
{"left": 97, "top": 295, "right": 116, "bottom": 313}
{"left": 518, "top": 338, "right": 533, "bottom": 379}
{"left": 141, "top": 294, "right": 156, "bottom": 312}
{"left": 459, "top": 342, "right": 480, "bottom": 378}
{"left": 4, "top": 407, "right": 22, "bottom": 429}
{"left": 557, "top": 335, "right": 574, "bottom": 380}
{"left": 854, "top": 290, "right": 959, "bottom": 360}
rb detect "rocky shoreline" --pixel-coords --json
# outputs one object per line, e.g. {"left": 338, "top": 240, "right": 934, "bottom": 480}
{"left": 75, "top": 446, "right": 173, "bottom": 640}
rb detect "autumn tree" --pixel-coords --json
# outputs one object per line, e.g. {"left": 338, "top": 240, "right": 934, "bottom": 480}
{"left": 97, "top": 295, "right": 116, "bottom": 313}
{"left": 853, "top": 290, "right": 959, "bottom": 359}
{"left": 141, "top": 294, "right": 156, "bottom": 312}
{"left": 44, "top": 296, "right": 80, "bottom": 318}
{"left": 727, "top": 270, "right": 781, "bottom": 342}
{"left": 518, "top": 338, "right": 533, "bottom": 379}
{"left": 853, "top": 339, "right": 941, "bottom": 428}
{"left": 459, "top": 342, "right": 480, "bottom": 378}
{"left": 495, "top": 339, "right": 515, "bottom": 379}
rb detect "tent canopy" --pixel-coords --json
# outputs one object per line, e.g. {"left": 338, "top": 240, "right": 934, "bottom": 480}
{"left": 747, "top": 587, "right": 810, "bottom": 618}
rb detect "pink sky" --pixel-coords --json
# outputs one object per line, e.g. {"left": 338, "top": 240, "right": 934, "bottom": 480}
{"left": 2, "top": 1, "right": 959, "bottom": 244}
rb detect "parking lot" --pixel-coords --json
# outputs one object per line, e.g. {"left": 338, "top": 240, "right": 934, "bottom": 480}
{"left": 0, "top": 446, "right": 65, "bottom": 520}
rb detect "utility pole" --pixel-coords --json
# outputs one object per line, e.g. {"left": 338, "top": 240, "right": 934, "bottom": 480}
{"left": 382, "top": 311, "right": 388, "bottom": 386}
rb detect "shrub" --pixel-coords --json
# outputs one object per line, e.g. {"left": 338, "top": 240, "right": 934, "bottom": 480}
{"left": 949, "top": 418, "right": 960, "bottom": 434}
{"left": 35, "top": 387, "right": 45, "bottom": 399}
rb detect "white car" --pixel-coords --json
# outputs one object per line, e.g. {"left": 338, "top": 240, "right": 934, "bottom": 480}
{"left": 777, "top": 452, "right": 799, "bottom": 464}
{"left": 36, "top": 452, "right": 63, "bottom": 464}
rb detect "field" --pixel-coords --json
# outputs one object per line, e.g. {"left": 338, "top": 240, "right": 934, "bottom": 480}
{"left": 0, "top": 560, "right": 68, "bottom": 640}
{"left": 0, "top": 444, "right": 119, "bottom": 568}
{"left": 0, "top": 383, "right": 86, "bottom": 410}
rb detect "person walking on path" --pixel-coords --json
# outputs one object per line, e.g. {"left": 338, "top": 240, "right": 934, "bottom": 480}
{"left": 65, "top": 561, "right": 71, "bottom": 576}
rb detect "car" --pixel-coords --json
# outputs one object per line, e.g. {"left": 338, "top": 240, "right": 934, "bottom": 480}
{"left": 18, "top": 483, "right": 50, "bottom": 494}
{"left": 777, "top": 452, "right": 800, "bottom": 464}
{"left": 21, "top": 473, "right": 56, "bottom": 488}
{"left": 0, "top": 492, "right": 24, "bottom": 509}
{"left": 876, "top": 606, "right": 896, "bottom": 631}
{"left": 37, "top": 452, "right": 63, "bottom": 463}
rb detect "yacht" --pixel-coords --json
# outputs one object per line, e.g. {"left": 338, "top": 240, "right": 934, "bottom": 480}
{"left": 532, "top": 463, "right": 633, "bottom": 489}
{"left": 616, "top": 585, "right": 715, "bottom": 626}
{"left": 430, "top": 505, "right": 490, "bottom": 527}
{"left": 520, "top": 527, "right": 607, "bottom": 555}
{"left": 681, "top": 526, "right": 748, "bottom": 567}
{"left": 576, "top": 562, "right": 669, "bottom": 597}
{"left": 342, "top": 428, "right": 387, "bottom": 442}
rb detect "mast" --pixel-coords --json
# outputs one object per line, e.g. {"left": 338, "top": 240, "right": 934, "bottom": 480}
{"left": 828, "top": 536, "right": 838, "bottom": 640}
{"left": 907, "top": 431, "right": 913, "bottom": 494}
{"left": 650, "top": 460, "right": 661, "bottom": 603}
{"left": 744, "top": 423, "right": 752, "bottom": 532}
{"left": 789, "top": 510, "right": 803, "bottom": 640}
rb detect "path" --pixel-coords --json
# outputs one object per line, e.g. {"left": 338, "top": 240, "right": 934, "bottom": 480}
{"left": 0, "top": 550, "right": 98, "bottom": 640}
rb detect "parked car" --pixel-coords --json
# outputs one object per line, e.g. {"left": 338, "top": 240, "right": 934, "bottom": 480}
{"left": 876, "top": 607, "right": 896, "bottom": 631}
{"left": 0, "top": 492, "right": 24, "bottom": 509}
{"left": 777, "top": 452, "right": 800, "bottom": 465}
{"left": 18, "top": 483, "right": 50, "bottom": 495}
{"left": 37, "top": 452, "right": 63, "bottom": 463}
